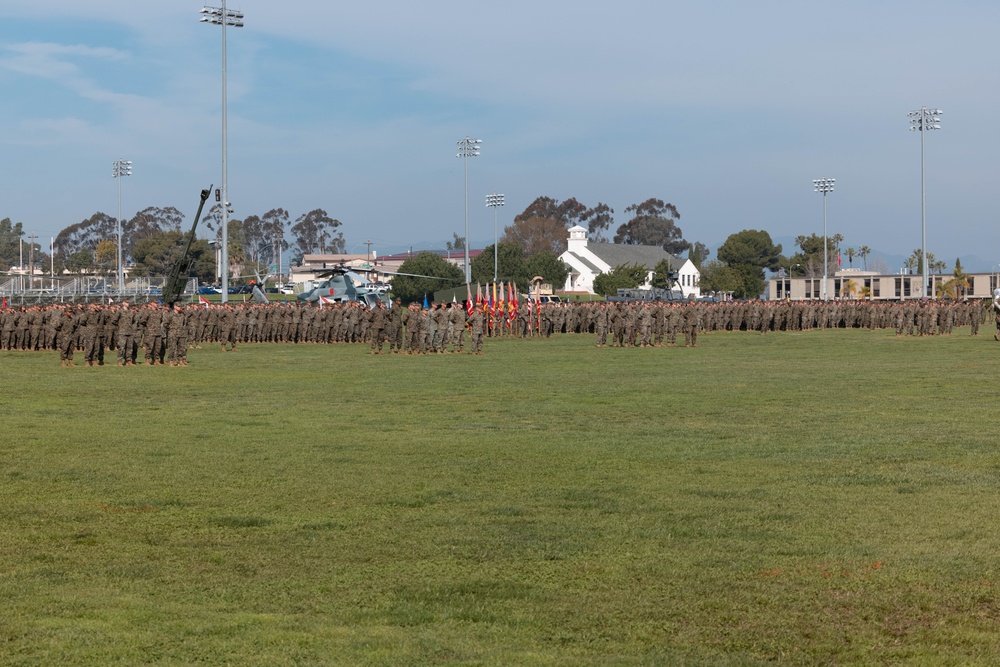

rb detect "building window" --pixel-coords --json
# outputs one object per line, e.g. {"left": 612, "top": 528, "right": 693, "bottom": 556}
{"left": 873, "top": 279, "right": 880, "bottom": 298}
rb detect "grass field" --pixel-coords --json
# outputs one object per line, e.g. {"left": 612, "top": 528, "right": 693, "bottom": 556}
{"left": 2, "top": 328, "right": 1000, "bottom": 665}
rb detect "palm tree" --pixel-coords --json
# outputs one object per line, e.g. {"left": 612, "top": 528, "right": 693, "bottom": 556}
{"left": 952, "top": 258, "right": 970, "bottom": 299}
{"left": 846, "top": 247, "right": 856, "bottom": 268}
{"left": 858, "top": 245, "right": 871, "bottom": 270}
{"left": 858, "top": 285, "right": 872, "bottom": 300}
{"left": 841, "top": 278, "right": 857, "bottom": 300}
{"left": 935, "top": 277, "right": 960, "bottom": 301}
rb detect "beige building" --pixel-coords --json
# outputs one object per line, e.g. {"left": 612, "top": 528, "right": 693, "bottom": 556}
{"left": 767, "top": 268, "right": 998, "bottom": 301}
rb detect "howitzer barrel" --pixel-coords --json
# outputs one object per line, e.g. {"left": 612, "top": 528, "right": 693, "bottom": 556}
{"left": 163, "top": 186, "right": 212, "bottom": 307}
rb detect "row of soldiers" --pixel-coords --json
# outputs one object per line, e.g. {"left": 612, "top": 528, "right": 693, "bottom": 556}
{"left": 0, "top": 301, "right": 194, "bottom": 366}
{"left": 565, "top": 298, "right": 992, "bottom": 344}
{"left": 0, "top": 298, "right": 492, "bottom": 363}
{"left": 1, "top": 297, "right": 994, "bottom": 364}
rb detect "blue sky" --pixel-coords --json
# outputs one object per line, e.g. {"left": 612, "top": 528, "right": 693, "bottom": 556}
{"left": 1, "top": 1, "right": 998, "bottom": 269}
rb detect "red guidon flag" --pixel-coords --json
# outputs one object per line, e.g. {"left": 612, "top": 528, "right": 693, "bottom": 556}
{"left": 507, "top": 282, "right": 517, "bottom": 325}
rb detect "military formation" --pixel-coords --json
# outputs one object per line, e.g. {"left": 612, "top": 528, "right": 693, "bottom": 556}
{"left": 0, "top": 298, "right": 493, "bottom": 364}
{"left": 509, "top": 298, "right": 990, "bottom": 345}
{"left": 0, "top": 301, "right": 195, "bottom": 366}
{"left": 572, "top": 298, "right": 991, "bottom": 344}
{"left": 0, "top": 297, "right": 993, "bottom": 366}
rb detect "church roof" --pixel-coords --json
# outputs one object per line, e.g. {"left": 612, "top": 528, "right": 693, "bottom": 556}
{"left": 586, "top": 243, "right": 683, "bottom": 270}
{"left": 566, "top": 250, "right": 603, "bottom": 274}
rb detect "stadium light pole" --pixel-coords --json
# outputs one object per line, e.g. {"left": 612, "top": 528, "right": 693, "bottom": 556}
{"left": 486, "top": 193, "right": 504, "bottom": 283}
{"left": 456, "top": 137, "right": 481, "bottom": 284}
{"left": 813, "top": 177, "right": 835, "bottom": 301}
{"left": 909, "top": 106, "right": 942, "bottom": 300}
{"left": 112, "top": 158, "right": 132, "bottom": 293}
{"left": 200, "top": 1, "right": 244, "bottom": 303}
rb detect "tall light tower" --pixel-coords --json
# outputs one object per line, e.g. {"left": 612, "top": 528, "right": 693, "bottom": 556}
{"left": 200, "top": 1, "right": 244, "bottom": 303}
{"left": 486, "top": 193, "right": 504, "bottom": 283}
{"left": 813, "top": 177, "right": 835, "bottom": 301}
{"left": 909, "top": 106, "right": 942, "bottom": 300}
{"left": 112, "top": 158, "right": 132, "bottom": 293}
{"left": 456, "top": 137, "right": 481, "bottom": 284}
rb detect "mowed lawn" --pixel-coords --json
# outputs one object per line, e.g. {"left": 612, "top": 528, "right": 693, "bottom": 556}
{"left": 2, "top": 328, "right": 1000, "bottom": 666}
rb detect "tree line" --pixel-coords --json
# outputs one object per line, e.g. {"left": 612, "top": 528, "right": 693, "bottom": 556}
{"left": 1, "top": 206, "right": 344, "bottom": 284}
{"left": 8, "top": 194, "right": 932, "bottom": 302}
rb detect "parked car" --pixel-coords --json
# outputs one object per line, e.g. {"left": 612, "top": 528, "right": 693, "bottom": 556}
{"left": 279, "top": 283, "right": 296, "bottom": 295}
{"left": 198, "top": 286, "right": 220, "bottom": 295}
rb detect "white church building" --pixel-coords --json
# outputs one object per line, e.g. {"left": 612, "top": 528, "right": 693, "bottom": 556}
{"left": 558, "top": 225, "right": 701, "bottom": 298}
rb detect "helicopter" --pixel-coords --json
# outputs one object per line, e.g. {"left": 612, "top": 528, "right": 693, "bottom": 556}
{"left": 295, "top": 265, "right": 392, "bottom": 307}
{"left": 295, "top": 263, "right": 451, "bottom": 306}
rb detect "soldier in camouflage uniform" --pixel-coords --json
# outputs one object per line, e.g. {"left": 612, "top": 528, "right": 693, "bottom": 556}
{"left": 116, "top": 302, "right": 138, "bottom": 365}
{"left": 594, "top": 302, "right": 609, "bottom": 347}
{"left": 450, "top": 302, "right": 466, "bottom": 353}
{"left": 469, "top": 305, "right": 485, "bottom": 354}
{"left": 144, "top": 303, "right": 165, "bottom": 365}
{"left": 55, "top": 306, "right": 77, "bottom": 366}
{"left": 369, "top": 301, "right": 388, "bottom": 354}
{"left": 683, "top": 303, "right": 700, "bottom": 348}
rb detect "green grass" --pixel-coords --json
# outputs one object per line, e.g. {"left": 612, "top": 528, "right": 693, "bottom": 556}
{"left": 2, "top": 329, "right": 1000, "bottom": 665}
